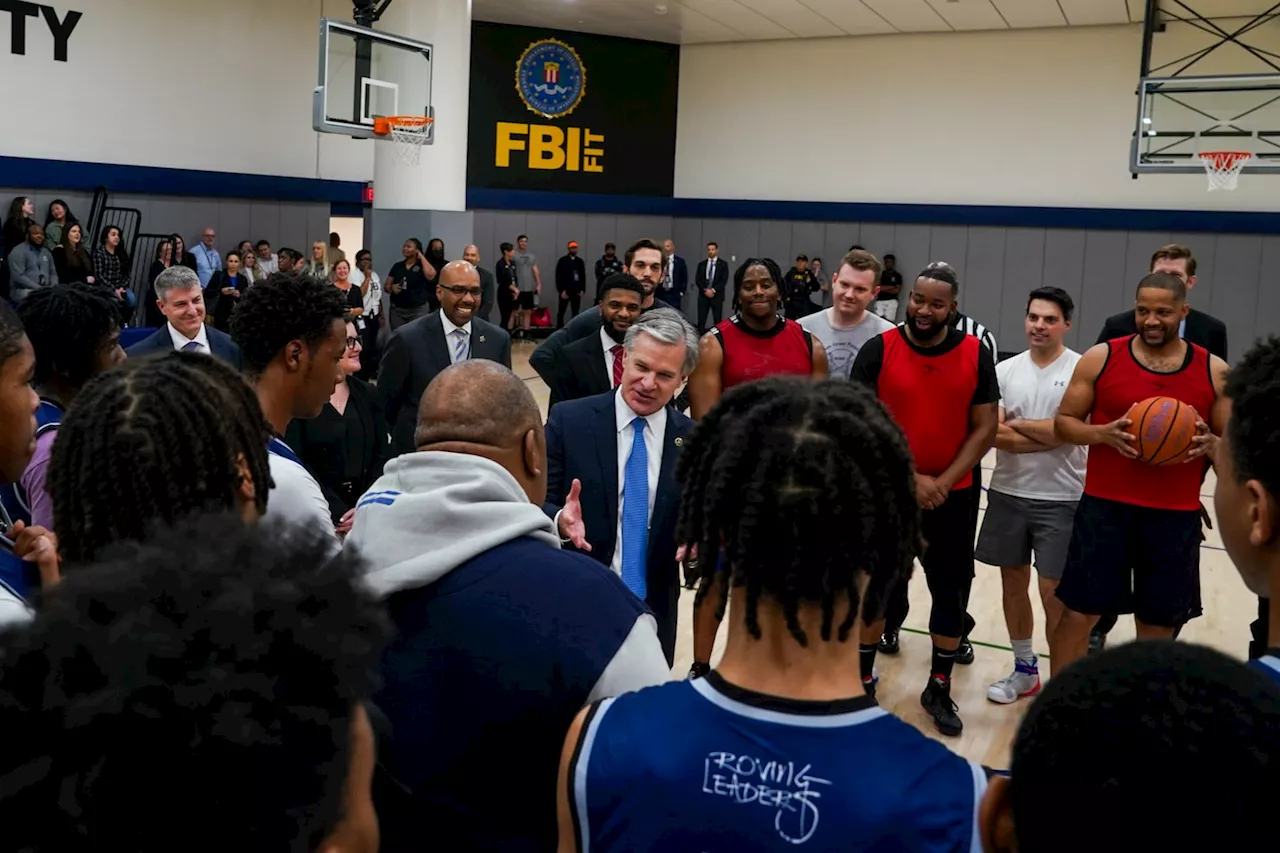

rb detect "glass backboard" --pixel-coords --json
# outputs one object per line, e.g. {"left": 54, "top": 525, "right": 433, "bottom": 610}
{"left": 314, "top": 18, "right": 434, "bottom": 141}
{"left": 1132, "top": 73, "right": 1280, "bottom": 173}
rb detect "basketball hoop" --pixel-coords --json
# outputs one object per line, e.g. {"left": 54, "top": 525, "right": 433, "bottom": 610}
{"left": 1198, "top": 150, "right": 1252, "bottom": 191}
{"left": 374, "top": 116, "right": 434, "bottom": 166}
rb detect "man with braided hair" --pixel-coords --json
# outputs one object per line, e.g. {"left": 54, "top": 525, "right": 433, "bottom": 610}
{"left": 47, "top": 353, "right": 274, "bottom": 566}
{"left": 231, "top": 271, "right": 349, "bottom": 548}
{"left": 1, "top": 286, "right": 123, "bottom": 535}
{"left": 555, "top": 377, "right": 989, "bottom": 852}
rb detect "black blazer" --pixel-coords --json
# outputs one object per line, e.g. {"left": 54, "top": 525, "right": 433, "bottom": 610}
{"left": 542, "top": 390, "right": 693, "bottom": 665}
{"left": 1097, "top": 306, "right": 1228, "bottom": 360}
{"left": 379, "top": 310, "right": 513, "bottom": 456}
{"left": 549, "top": 328, "right": 613, "bottom": 411}
{"left": 284, "top": 377, "right": 391, "bottom": 522}
{"left": 124, "top": 324, "right": 243, "bottom": 371}
{"left": 696, "top": 258, "right": 730, "bottom": 303}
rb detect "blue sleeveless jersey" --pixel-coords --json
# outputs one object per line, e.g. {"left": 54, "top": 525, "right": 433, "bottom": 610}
{"left": 571, "top": 673, "right": 984, "bottom": 852}
{"left": 0, "top": 400, "right": 64, "bottom": 529}
{"left": 1251, "top": 655, "right": 1280, "bottom": 686}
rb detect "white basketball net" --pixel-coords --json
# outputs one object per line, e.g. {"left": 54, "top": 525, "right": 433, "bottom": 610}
{"left": 1199, "top": 150, "right": 1252, "bottom": 191}
{"left": 387, "top": 118, "right": 432, "bottom": 166}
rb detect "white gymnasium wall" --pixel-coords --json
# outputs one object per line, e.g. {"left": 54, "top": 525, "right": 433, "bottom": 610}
{"left": 675, "top": 23, "right": 1280, "bottom": 211}
{"left": 0, "top": 0, "right": 374, "bottom": 183}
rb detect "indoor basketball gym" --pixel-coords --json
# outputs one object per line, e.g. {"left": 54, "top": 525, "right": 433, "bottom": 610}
{"left": 4, "top": 0, "right": 1279, "bottom": 773}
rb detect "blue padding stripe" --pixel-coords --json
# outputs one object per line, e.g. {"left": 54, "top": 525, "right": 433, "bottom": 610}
{"left": 0, "top": 156, "right": 365, "bottom": 204}
{"left": 468, "top": 188, "right": 1280, "bottom": 235}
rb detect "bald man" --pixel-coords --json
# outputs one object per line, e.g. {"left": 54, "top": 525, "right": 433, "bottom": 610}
{"left": 378, "top": 259, "right": 512, "bottom": 456}
{"left": 462, "top": 243, "right": 496, "bottom": 323}
{"left": 347, "top": 360, "right": 669, "bottom": 852}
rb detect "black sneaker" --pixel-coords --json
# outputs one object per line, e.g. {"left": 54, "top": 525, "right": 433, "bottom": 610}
{"left": 878, "top": 629, "right": 900, "bottom": 655}
{"left": 956, "top": 637, "right": 975, "bottom": 666}
{"left": 921, "top": 677, "right": 963, "bottom": 736}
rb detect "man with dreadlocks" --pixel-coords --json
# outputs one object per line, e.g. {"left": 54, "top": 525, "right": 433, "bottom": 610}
{"left": 231, "top": 272, "right": 349, "bottom": 547}
{"left": 1, "top": 286, "right": 124, "bottom": 535}
{"left": 850, "top": 264, "right": 999, "bottom": 737}
{"left": 555, "top": 377, "right": 988, "bottom": 852}
{"left": 47, "top": 353, "right": 274, "bottom": 566}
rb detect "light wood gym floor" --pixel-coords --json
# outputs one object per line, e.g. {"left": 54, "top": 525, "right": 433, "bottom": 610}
{"left": 512, "top": 339, "right": 1258, "bottom": 769}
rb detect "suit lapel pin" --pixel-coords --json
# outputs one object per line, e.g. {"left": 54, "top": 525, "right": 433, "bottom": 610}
{"left": 479, "top": 335, "right": 486, "bottom": 343}
{"left": 674, "top": 437, "right": 684, "bottom": 447}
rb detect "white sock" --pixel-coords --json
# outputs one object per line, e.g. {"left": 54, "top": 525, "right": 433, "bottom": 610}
{"left": 1011, "top": 639, "right": 1036, "bottom": 666}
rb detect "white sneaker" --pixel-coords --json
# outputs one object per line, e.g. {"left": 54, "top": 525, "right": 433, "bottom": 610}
{"left": 987, "top": 658, "right": 1041, "bottom": 704}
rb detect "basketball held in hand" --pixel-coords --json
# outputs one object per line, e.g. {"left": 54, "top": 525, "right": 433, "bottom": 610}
{"left": 1131, "top": 396, "right": 1199, "bottom": 466}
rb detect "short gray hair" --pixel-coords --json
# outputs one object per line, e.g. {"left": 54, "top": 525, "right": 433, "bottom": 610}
{"left": 154, "top": 265, "right": 201, "bottom": 302}
{"left": 624, "top": 307, "right": 700, "bottom": 375}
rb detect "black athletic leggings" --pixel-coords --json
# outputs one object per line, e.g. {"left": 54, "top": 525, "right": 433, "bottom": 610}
{"left": 883, "top": 486, "right": 978, "bottom": 639}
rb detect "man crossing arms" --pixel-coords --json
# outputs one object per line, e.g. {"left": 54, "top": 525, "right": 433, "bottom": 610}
{"left": 975, "top": 287, "right": 1086, "bottom": 704}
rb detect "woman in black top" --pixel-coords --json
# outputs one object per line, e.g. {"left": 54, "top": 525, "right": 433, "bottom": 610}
{"left": 144, "top": 240, "right": 173, "bottom": 327}
{"left": 52, "top": 223, "right": 95, "bottom": 285}
{"left": 206, "top": 251, "right": 249, "bottom": 331}
{"left": 2, "top": 196, "right": 33, "bottom": 256}
{"left": 285, "top": 318, "right": 391, "bottom": 531}
{"left": 331, "top": 259, "right": 365, "bottom": 316}
{"left": 171, "top": 233, "right": 196, "bottom": 271}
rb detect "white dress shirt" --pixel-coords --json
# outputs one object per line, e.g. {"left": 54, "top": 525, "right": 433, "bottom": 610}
{"left": 611, "top": 390, "right": 666, "bottom": 578}
{"left": 440, "top": 313, "right": 473, "bottom": 363}
{"left": 600, "top": 326, "right": 624, "bottom": 389}
{"left": 167, "top": 321, "right": 211, "bottom": 354}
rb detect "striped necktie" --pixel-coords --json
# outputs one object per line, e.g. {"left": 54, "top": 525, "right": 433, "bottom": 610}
{"left": 452, "top": 328, "right": 469, "bottom": 363}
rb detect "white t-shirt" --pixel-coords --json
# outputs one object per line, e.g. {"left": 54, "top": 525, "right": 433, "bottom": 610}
{"left": 264, "top": 441, "right": 341, "bottom": 554}
{"left": 989, "top": 348, "right": 1087, "bottom": 502}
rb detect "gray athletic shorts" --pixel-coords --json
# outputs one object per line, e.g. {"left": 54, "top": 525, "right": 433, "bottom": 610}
{"left": 975, "top": 490, "right": 1079, "bottom": 580}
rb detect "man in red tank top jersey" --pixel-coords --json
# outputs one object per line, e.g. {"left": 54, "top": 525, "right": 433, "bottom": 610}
{"left": 685, "top": 257, "right": 829, "bottom": 676}
{"left": 1051, "top": 272, "right": 1229, "bottom": 675}
{"left": 850, "top": 265, "right": 999, "bottom": 737}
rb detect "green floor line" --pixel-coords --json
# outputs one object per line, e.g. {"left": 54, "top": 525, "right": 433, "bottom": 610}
{"left": 898, "top": 626, "right": 1051, "bottom": 659}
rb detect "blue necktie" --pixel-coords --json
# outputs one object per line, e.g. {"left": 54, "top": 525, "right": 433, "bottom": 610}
{"left": 620, "top": 417, "right": 649, "bottom": 601}
{"left": 452, "top": 328, "right": 469, "bottom": 363}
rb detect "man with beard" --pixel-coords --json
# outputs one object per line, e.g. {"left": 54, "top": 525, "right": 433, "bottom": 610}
{"left": 850, "top": 265, "right": 999, "bottom": 737}
{"left": 555, "top": 241, "right": 587, "bottom": 328}
{"left": 594, "top": 242, "right": 623, "bottom": 304}
{"left": 1050, "top": 272, "right": 1229, "bottom": 675}
{"left": 548, "top": 274, "right": 645, "bottom": 411}
{"left": 530, "top": 239, "right": 665, "bottom": 386}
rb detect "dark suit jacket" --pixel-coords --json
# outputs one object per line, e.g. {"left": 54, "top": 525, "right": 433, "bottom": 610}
{"left": 477, "top": 266, "right": 496, "bottom": 324}
{"left": 542, "top": 390, "right": 692, "bottom": 664}
{"left": 125, "top": 324, "right": 243, "bottom": 370}
{"left": 696, "top": 258, "right": 730, "bottom": 303}
{"left": 656, "top": 256, "right": 688, "bottom": 306}
{"left": 380, "top": 310, "right": 513, "bottom": 455}
{"left": 1097, "top": 307, "right": 1228, "bottom": 360}
{"left": 549, "top": 328, "right": 613, "bottom": 411}
{"left": 555, "top": 255, "right": 588, "bottom": 295}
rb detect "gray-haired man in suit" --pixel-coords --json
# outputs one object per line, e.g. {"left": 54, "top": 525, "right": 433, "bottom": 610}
{"left": 380, "top": 260, "right": 513, "bottom": 456}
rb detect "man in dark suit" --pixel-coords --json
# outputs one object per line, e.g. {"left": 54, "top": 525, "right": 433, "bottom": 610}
{"left": 657, "top": 238, "right": 688, "bottom": 309}
{"left": 1096, "top": 243, "right": 1228, "bottom": 359}
{"left": 548, "top": 274, "right": 645, "bottom": 411}
{"left": 463, "top": 244, "right": 495, "bottom": 323}
{"left": 380, "top": 260, "right": 512, "bottom": 456}
{"left": 544, "top": 307, "right": 701, "bottom": 663}
{"left": 555, "top": 241, "right": 587, "bottom": 328}
{"left": 695, "top": 241, "right": 730, "bottom": 332}
{"left": 125, "top": 265, "right": 242, "bottom": 370}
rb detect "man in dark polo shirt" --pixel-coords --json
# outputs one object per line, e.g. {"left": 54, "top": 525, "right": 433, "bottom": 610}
{"left": 850, "top": 264, "right": 999, "bottom": 737}
{"left": 386, "top": 238, "right": 438, "bottom": 331}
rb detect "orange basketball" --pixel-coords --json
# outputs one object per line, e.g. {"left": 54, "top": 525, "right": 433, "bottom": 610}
{"left": 1130, "top": 396, "right": 1199, "bottom": 466}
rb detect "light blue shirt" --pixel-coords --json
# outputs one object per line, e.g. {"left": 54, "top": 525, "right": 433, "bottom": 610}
{"left": 193, "top": 243, "right": 222, "bottom": 288}
{"left": 1180, "top": 317, "right": 1187, "bottom": 338}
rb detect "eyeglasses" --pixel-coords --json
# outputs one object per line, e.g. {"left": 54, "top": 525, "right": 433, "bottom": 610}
{"left": 346, "top": 337, "right": 361, "bottom": 349}
{"left": 440, "top": 285, "right": 482, "bottom": 298}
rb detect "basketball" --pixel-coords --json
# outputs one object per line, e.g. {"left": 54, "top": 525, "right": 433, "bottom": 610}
{"left": 1131, "top": 396, "right": 1199, "bottom": 466}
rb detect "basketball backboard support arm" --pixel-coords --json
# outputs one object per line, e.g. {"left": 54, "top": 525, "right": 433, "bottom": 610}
{"left": 1131, "top": 0, "right": 1280, "bottom": 175}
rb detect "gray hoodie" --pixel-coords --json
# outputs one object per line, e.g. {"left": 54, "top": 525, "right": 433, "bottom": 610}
{"left": 345, "top": 450, "right": 671, "bottom": 700}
